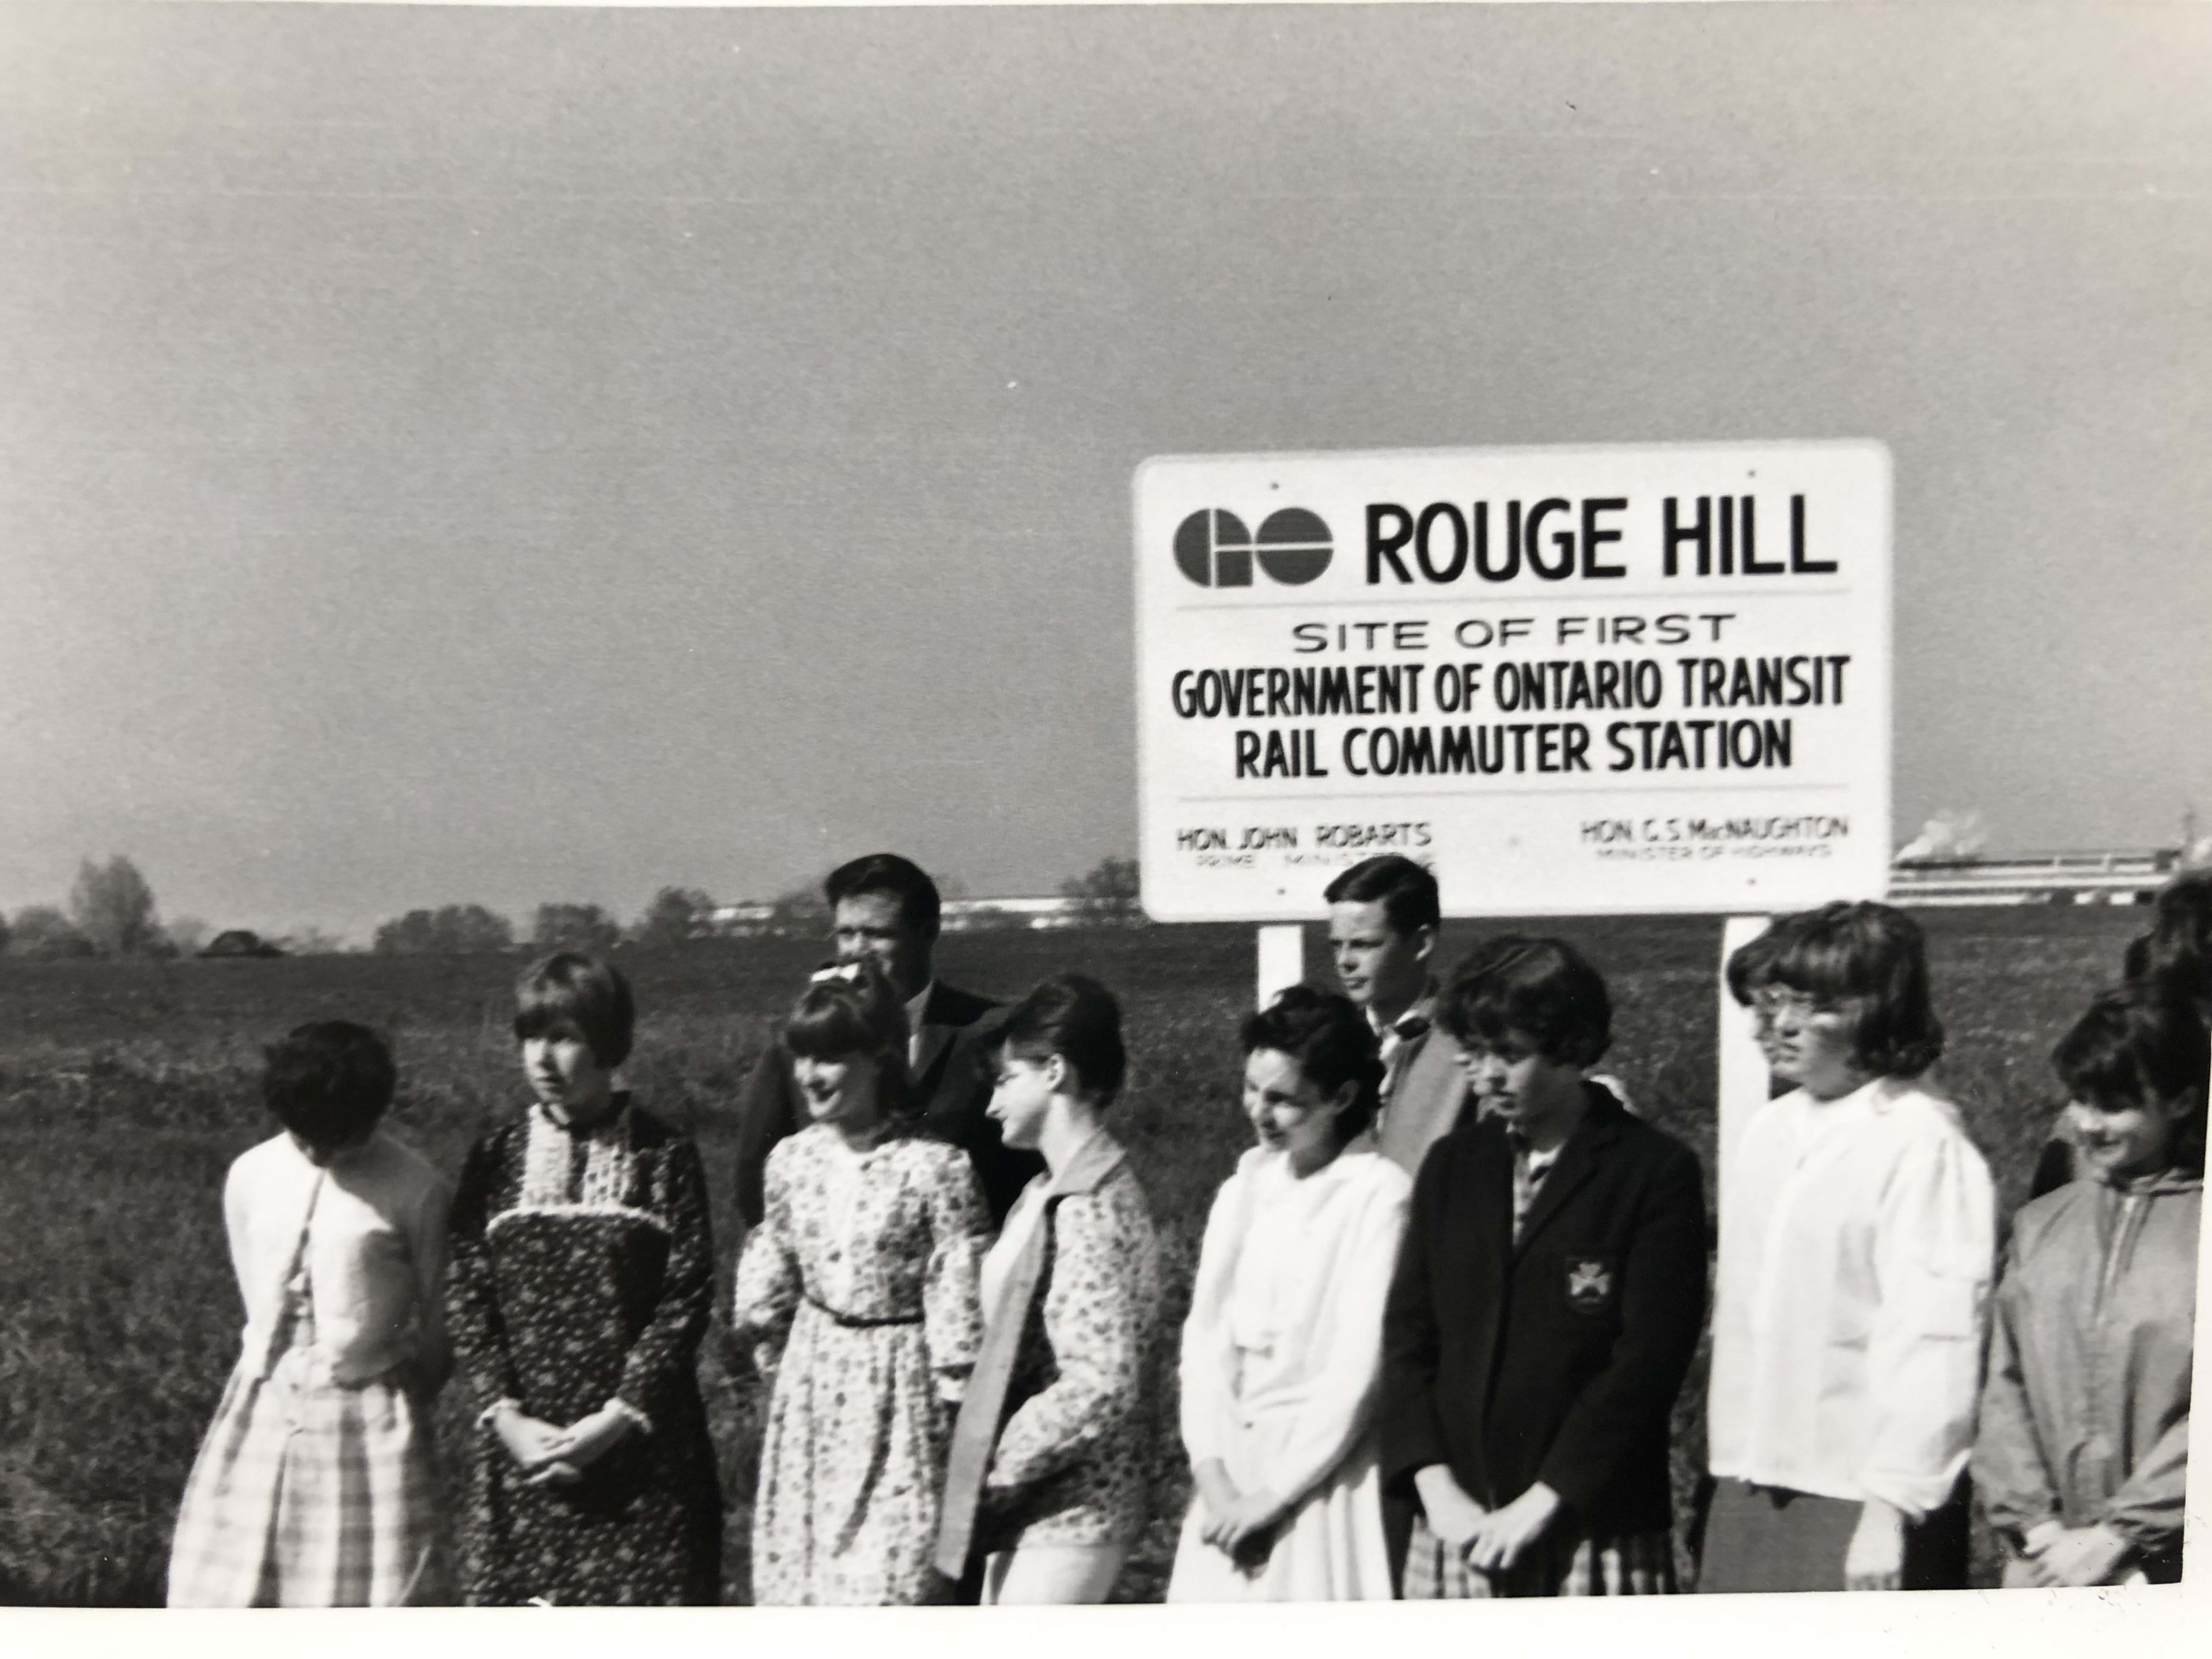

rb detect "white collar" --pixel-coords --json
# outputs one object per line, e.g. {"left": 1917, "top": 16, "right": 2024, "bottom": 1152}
{"left": 905, "top": 980, "right": 937, "bottom": 1030}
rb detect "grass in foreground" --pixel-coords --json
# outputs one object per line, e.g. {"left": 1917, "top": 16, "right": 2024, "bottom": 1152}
{"left": 0, "top": 906, "right": 2146, "bottom": 1603}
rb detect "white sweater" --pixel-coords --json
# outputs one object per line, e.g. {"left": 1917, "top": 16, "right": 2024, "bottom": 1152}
{"left": 1707, "top": 1075, "right": 1996, "bottom": 1516}
{"left": 225, "top": 1128, "right": 450, "bottom": 1385}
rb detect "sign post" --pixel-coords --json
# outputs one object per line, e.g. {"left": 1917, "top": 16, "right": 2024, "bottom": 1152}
{"left": 1715, "top": 913, "right": 1777, "bottom": 1263}
{"left": 1256, "top": 922, "right": 1305, "bottom": 1008}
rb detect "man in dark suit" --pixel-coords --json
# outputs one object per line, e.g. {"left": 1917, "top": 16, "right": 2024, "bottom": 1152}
{"left": 1378, "top": 937, "right": 1707, "bottom": 1596}
{"left": 733, "top": 852, "right": 1043, "bottom": 1230}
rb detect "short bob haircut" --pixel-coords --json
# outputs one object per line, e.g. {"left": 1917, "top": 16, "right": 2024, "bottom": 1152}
{"left": 1240, "top": 985, "right": 1385, "bottom": 1148}
{"left": 2123, "top": 868, "right": 2212, "bottom": 1017}
{"left": 264, "top": 1020, "right": 396, "bottom": 1152}
{"left": 1323, "top": 854, "right": 1440, "bottom": 938}
{"left": 2054, "top": 983, "right": 2209, "bottom": 1176}
{"left": 514, "top": 951, "right": 637, "bottom": 1070}
{"left": 1726, "top": 900, "right": 1945, "bottom": 1080}
{"left": 1439, "top": 935, "right": 1613, "bottom": 1069}
{"left": 2054, "top": 982, "right": 2211, "bottom": 1109}
{"left": 825, "top": 853, "right": 942, "bottom": 942}
{"left": 785, "top": 958, "right": 919, "bottom": 1118}
{"left": 994, "top": 973, "right": 1128, "bottom": 1104}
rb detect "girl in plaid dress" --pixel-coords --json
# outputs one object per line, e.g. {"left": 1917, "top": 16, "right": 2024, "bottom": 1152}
{"left": 168, "top": 1022, "right": 451, "bottom": 1606}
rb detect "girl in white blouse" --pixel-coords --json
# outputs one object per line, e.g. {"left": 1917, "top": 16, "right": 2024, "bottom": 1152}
{"left": 168, "top": 1022, "right": 450, "bottom": 1605}
{"left": 1168, "top": 987, "right": 1411, "bottom": 1601}
{"left": 1702, "top": 902, "right": 1996, "bottom": 1593}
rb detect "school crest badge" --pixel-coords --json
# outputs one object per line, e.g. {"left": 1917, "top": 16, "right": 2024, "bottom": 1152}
{"left": 1565, "top": 1256, "right": 1615, "bottom": 1313}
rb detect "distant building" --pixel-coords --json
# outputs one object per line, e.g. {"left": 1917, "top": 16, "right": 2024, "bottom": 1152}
{"left": 941, "top": 896, "right": 1085, "bottom": 933}
{"left": 702, "top": 902, "right": 779, "bottom": 938}
{"left": 201, "top": 929, "right": 286, "bottom": 959}
{"left": 1887, "top": 847, "right": 2178, "bottom": 907}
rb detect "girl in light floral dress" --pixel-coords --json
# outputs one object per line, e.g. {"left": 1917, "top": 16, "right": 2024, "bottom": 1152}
{"left": 733, "top": 960, "right": 988, "bottom": 1605}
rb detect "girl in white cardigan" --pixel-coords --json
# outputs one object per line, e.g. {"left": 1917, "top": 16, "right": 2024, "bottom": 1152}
{"left": 1168, "top": 987, "right": 1412, "bottom": 1601}
{"left": 168, "top": 1022, "right": 450, "bottom": 1605}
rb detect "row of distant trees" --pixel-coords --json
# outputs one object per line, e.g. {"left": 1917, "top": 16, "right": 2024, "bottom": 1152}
{"left": 1, "top": 855, "right": 342, "bottom": 960}
{"left": 2, "top": 854, "right": 1145, "bottom": 961}
{"left": 3, "top": 856, "right": 171, "bottom": 959}
{"left": 369, "top": 858, "right": 1145, "bottom": 955}
{"left": 368, "top": 887, "right": 730, "bottom": 956}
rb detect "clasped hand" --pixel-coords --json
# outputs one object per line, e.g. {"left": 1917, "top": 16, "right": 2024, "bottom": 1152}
{"left": 493, "top": 1402, "right": 638, "bottom": 1489}
{"left": 1461, "top": 1483, "right": 1562, "bottom": 1575}
{"left": 2018, "top": 1521, "right": 2132, "bottom": 1588}
{"left": 1415, "top": 1467, "right": 1560, "bottom": 1577}
{"left": 1193, "top": 1462, "right": 1285, "bottom": 1574}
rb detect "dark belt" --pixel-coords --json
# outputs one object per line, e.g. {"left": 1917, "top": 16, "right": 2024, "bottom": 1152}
{"left": 804, "top": 1291, "right": 923, "bottom": 1328}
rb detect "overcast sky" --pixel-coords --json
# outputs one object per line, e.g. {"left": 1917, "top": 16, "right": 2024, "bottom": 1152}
{"left": 2, "top": 1, "right": 2207, "bottom": 942}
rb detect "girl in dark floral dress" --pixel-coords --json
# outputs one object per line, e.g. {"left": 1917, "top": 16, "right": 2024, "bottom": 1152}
{"left": 447, "top": 952, "right": 722, "bottom": 1604}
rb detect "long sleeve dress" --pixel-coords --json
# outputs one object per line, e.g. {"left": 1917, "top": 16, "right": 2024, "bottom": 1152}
{"left": 445, "top": 1099, "right": 722, "bottom": 1605}
{"left": 733, "top": 1122, "right": 988, "bottom": 1605}
{"left": 1166, "top": 1135, "right": 1412, "bottom": 1602}
{"left": 1972, "top": 1168, "right": 2198, "bottom": 1584}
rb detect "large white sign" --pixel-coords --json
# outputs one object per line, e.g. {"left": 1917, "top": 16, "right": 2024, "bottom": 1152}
{"left": 1135, "top": 441, "right": 1892, "bottom": 921}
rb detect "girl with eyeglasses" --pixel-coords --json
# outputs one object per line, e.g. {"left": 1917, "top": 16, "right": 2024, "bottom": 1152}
{"left": 1702, "top": 902, "right": 1996, "bottom": 1593}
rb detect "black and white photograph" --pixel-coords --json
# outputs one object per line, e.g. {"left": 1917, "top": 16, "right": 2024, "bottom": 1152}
{"left": 1, "top": 0, "right": 2206, "bottom": 1642}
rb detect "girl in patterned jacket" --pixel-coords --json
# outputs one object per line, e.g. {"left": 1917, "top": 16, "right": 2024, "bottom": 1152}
{"left": 935, "top": 974, "right": 1161, "bottom": 1604}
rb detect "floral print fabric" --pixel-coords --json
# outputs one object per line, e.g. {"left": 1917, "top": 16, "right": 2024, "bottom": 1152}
{"left": 734, "top": 1123, "right": 988, "bottom": 1605}
{"left": 978, "top": 1154, "right": 1160, "bottom": 1552}
{"left": 446, "top": 1101, "right": 722, "bottom": 1605}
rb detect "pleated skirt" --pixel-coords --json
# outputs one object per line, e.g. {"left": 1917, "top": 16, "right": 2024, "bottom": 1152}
{"left": 167, "top": 1347, "right": 445, "bottom": 1607}
{"left": 1402, "top": 1512, "right": 1676, "bottom": 1598}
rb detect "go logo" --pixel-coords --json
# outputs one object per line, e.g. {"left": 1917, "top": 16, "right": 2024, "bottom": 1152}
{"left": 1173, "top": 507, "right": 1332, "bottom": 588}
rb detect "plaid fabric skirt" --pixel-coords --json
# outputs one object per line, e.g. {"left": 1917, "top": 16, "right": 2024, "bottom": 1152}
{"left": 167, "top": 1346, "right": 446, "bottom": 1607}
{"left": 1402, "top": 1512, "right": 1676, "bottom": 1599}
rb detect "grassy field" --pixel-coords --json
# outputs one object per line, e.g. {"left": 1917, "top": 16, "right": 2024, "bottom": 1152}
{"left": 0, "top": 905, "right": 2149, "bottom": 1605}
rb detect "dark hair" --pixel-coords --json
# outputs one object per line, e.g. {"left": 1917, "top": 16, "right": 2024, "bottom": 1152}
{"left": 2124, "top": 868, "right": 2212, "bottom": 1017}
{"left": 1723, "top": 917, "right": 1785, "bottom": 1009}
{"left": 1726, "top": 901, "right": 1945, "bottom": 1079}
{"left": 263, "top": 1020, "right": 396, "bottom": 1152}
{"left": 1438, "top": 935, "right": 1613, "bottom": 1068}
{"left": 995, "top": 973, "right": 1128, "bottom": 1104}
{"left": 1240, "top": 985, "right": 1384, "bottom": 1147}
{"left": 785, "top": 959, "right": 918, "bottom": 1118}
{"left": 1323, "top": 854, "right": 1440, "bottom": 938}
{"left": 2053, "top": 983, "right": 2209, "bottom": 1176}
{"left": 514, "top": 952, "right": 636, "bottom": 1070}
{"left": 824, "top": 853, "right": 941, "bottom": 942}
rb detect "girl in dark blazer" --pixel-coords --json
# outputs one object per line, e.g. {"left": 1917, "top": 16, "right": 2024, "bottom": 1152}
{"left": 1381, "top": 936, "right": 1707, "bottom": 1597}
